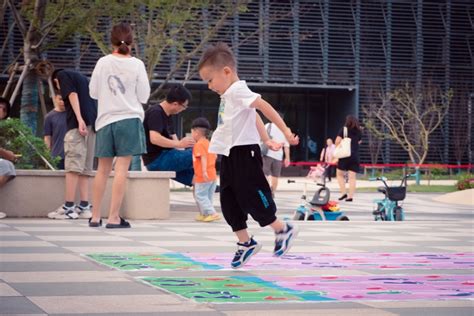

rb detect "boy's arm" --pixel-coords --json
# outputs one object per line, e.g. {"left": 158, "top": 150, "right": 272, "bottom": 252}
{"left": 284, "top": 146, "right": 290, "bottom": 167}
{"left": 256, "top": 114, "right": 282, "bottom": 151}
{"left": 252, "top": 97, "right": 299, "bottom": 145}
{"left": 69, "top": 92, "right": 87, "bottom": 136}
{"left": 200, "top": 154, "right": 209, "bottom": 182}
{"left": 44, "top": 136, "right": 51, "bottom": 150}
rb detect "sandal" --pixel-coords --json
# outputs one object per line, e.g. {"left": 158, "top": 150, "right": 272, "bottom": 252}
{"left": 338, "top": 194, "right": 348, "bottom": 201}
{"left": 105, "top": 217, "right": 131, "bottom": 229}
{"left": 88, "top": 218, "right": 102, "bottom": 227}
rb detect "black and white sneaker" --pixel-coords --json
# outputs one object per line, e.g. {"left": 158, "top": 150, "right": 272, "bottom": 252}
{"left": 47, "top": 204, "right": 78, "bottom": 219}
{"left": 231, "top": 237, "right": 262, "bottom": 269}
{"left": 274, "top": 223, "right": 299, "bottom": 257}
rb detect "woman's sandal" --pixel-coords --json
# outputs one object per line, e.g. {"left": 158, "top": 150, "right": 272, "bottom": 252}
{"left": 105, "top": 217, "right": 131, "bottom": 229}
{"left": 88, "top": 218, "right": 102, "bottom": 227}
{"left": 338, "top": 194, "right": 348, "bottom": 201}
{"left": 345, "top": 198, "right": 353, "bottom": 202}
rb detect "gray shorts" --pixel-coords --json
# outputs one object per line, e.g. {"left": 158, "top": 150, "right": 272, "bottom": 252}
{"left": 0, "top": 159, "right": 16, "bottom": 180}
{"left": 262, "top": 155, "right": 283, "bottom": 177}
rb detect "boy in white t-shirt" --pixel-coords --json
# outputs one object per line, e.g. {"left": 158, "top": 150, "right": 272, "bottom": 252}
{"left": 198, "top": 42, "right": 299, "bottom": 269}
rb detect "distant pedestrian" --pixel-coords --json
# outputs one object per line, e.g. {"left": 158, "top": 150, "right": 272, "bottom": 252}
{"left": 336, "top": 115, "right": 362, "bottom": 202}
{"left": 44, "top": 93, "right": 67, "bottom": 169}
{"left": 191, "top": 117, "right": 220, "bottom": 222}
{"left": 320, "top": 138, "right": 336, "bottom": 182}
{"left": 262, "top": 114, "right": 290, "bottom": 196}
{"left": 88, "top": 22, "right": 150, "bottom": 228}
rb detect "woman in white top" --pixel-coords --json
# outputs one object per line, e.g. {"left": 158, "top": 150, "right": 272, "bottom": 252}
{"left": 88, "top": 22, "right": 150, "bottom": 228}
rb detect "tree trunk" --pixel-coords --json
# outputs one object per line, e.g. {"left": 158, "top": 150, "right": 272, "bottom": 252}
{"left": 20, "top": 71, "right": 39, "bottom": 135}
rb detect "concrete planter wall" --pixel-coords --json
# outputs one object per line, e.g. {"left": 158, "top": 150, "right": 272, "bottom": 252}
{"left": 0, "top": 170, "right": 175, "bottom": 219}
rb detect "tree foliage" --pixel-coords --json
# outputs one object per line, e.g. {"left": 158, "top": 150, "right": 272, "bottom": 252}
{"left": 364, "top": 82, "right": 451, "bottom": 166}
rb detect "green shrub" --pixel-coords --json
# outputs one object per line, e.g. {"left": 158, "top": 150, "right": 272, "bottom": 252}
{"left": 0, "top": 118, "right": 58, "bottom": 169}
{"left": 456, "top": 174, "right": 473, "bottom": 191}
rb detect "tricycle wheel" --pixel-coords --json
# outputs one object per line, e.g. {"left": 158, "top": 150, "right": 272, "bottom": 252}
{"left": 394, "top": 206, "right": 403, "bottom": 221}
{"left": 293, "top": 212, "right": 305, "bottom": 221}
{"left": 337, "top": 215, "right": 349, "bottom": 221}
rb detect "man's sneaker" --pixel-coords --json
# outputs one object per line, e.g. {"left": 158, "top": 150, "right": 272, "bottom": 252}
{"left": 274, "top": 223, "right": 299, "bottom": 257}
{"left": 47, "top": 204, "right": 78, "bottom": 219}
{"left": 76, "top": 203, "right": 92, "bottom": 219}
{"left": 231, "top": 237, "right": 262, "bottom": 269}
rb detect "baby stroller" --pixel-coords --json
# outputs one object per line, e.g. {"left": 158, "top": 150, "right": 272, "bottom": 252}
{"left": 288, "top": 167, "right": 349, "bottom": 221}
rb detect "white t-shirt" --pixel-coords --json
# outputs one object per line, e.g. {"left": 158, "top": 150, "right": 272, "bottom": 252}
{"left": 209, "top": 80, "right": 260, "bottom": 156}
{"left": 264, "top": 123, "right": 289, "bottom": 161}
{"left": 89, "top": 54, "right": 150, "bottom": 131}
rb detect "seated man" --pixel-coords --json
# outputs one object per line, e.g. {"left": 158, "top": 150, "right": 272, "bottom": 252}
{"left": 142, "top": 85, "right": 195, "bottom": 186}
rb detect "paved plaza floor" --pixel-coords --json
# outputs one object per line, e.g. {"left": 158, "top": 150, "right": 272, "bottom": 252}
{"left": 1, "top": 186, "right": 473, "bottom": 315}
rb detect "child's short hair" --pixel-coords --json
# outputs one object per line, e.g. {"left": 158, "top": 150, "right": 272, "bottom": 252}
{"left": 166, "top": 85, "right": 192, "bottom": 104}
{"left": 198, "top": 42, "right": 236, "bottom": 71}
{"left": 191, "top": 117, "right": 211, "bottom": 137}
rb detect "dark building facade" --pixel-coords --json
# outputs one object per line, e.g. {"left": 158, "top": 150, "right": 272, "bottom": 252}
{"left": 1, "top": 0, "right": 473, "bottom": 165}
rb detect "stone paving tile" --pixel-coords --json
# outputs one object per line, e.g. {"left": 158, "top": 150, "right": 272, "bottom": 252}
{"left": 28, "top": 294, "right": 210, "bottom": 314}
{"left": 0, "top": 296, "right": 46, "bottom": 314}
{"left": 0, "top": 271, "right": 131, "bottom": 283}
{"left": 11, "top": 281, "right": 161, "bottom": 296}
{"left": 0, "top": 282, "right": 21, "bottom": 296}
{"left": 0, "top": 253, "right": 85, "bottom": 262}
{"left": 0, "top": 261, "right": 103, "bottom": 272}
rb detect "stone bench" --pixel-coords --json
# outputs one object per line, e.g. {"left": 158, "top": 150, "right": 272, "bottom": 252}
{"left": 0, "top": 169, "right": 175, "bottom": 219}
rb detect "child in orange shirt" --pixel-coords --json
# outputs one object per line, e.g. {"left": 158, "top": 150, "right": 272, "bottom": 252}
{"left": 191, "top": 117, "right": 221, "bottom": 222}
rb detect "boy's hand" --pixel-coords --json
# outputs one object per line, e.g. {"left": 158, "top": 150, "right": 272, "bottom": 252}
{"left": 78, "top": 119, "right": 88, "bottom": 136}
{"left": 203, "top": 172, "right": 209, "bottom": 182}
{"left": 265, "top": 139, "right": 283, "bottom": 151}
{"left": 284, "top": 128, "right": 299, "bottom": 146}
{"left": 284, "top": 158, "right": 290, "bottom": 168}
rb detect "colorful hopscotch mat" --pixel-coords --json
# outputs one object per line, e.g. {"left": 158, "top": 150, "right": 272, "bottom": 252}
{"left": 86, "top": 252, "right": 474, "bottom": 271}
{"left": 140, "top": 275, "right": 474, "bottom": 303}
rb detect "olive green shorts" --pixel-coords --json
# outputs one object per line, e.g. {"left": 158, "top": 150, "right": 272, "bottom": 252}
{"left": 95, "top": 118, "right": 146, "bottom": 157}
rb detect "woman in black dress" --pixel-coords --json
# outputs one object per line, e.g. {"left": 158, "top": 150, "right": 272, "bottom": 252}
{"left": 335, "top": 115, "right": 362, "bottom": 202}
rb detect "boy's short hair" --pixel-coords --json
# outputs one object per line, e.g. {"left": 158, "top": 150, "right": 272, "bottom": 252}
{"left": 191, "top": 117, "right": 211, "bottom": 137}
{"left": 191, "top": 117, "right": 211, "bottom": 130}
{"left": 51, "top": 68, "right": 64, "bottom": 81}
{"left": 198, "top": 42, "right": 236, "bottom": 71}
{"left": 166, "top": 85, "right": 192, "bottom": 104}
{"left": 0, "top": 97, "right": 11, "bottom": 119}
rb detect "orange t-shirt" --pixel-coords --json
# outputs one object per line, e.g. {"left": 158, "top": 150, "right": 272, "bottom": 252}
{"left": 192, "top": 138, "right": 217, "bottom": 183}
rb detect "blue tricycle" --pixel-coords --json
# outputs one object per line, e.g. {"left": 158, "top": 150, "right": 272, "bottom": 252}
{"left": 370, "top": 173, "right": 415, "bottom": 221}
{"left": 288, "top": 179, "right": 349, "bottom": 221}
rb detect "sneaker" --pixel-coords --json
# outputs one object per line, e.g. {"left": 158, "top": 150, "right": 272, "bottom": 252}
{"left": 76, "top": 203, "right": 92, "bottom": 219}
{"left": 0, "top": 212, "right": 6, "bottom": 219}
{"left": 48, "top": 204, "right": 78, "bottom": 220}
{"left": 231, "top": 237, "right": 262, "bottom": 269}
{"left": 273, "top": 223, "right": 299, "bottom": 257}
{"left": 202, "top": 213, "right": 221, "bottom": 222}
{"left": 195, "top": 214, "right": 206, "bottom": 221}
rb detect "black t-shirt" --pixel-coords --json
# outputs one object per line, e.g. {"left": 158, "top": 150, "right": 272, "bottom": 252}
{"left": 57, "top": 70, "right": 97, "bottom": 131}
{"left": 338, "top": 126, "right": 362, "bottom": 158}
{"left": 142, "top": 105, "right": 175, "bottom": 165}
